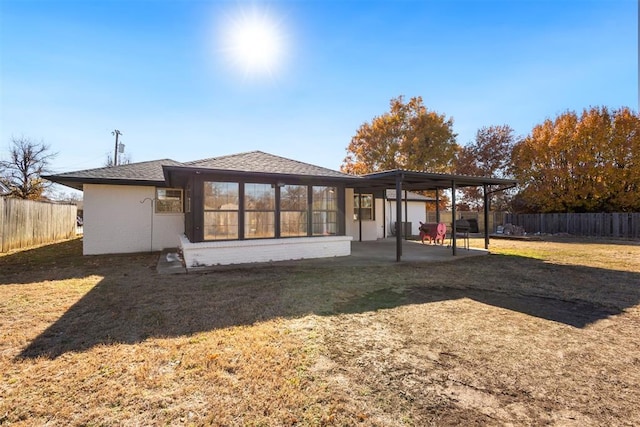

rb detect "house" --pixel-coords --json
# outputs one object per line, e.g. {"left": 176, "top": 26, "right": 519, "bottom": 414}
{"left": 44, "top": 151, "right": 516, "bottom": 265}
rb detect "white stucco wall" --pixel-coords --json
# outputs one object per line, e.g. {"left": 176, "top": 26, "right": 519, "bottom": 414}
{"left": 345, "top": 189, "right": 385, "bottom": 241}
{"left": 385, "top": 200, "right": 427, "bottom": 237}
{"left": 83, "top": 184, "right": 184, "bottom": 255}
{"left": 346, "top": 189, "right": 427, "bottom": 240}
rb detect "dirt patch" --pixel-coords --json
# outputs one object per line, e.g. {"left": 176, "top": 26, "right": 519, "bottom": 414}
{"left": 316, "top": 295, "right": 639, "bottom": 426}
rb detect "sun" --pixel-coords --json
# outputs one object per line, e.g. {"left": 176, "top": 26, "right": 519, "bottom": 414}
{"left": 220, "top": 6, "right": 287, "bottom": 79}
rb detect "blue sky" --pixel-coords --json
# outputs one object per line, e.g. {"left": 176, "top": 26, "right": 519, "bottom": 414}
{"left": 1, "top": 0, "right": 637, "bottom": 181}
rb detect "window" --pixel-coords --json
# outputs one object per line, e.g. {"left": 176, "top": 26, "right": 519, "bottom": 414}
{"left": 354, "top": 194, "right": 374, "bottom": 221}
{"left": 312, "top": 186, "right": 337, "bottom": 235}
{"left": 204, "top": 182, "right": 239, "bottom": 240}
{"left": 245, "top": 183, "right": 275, "bottom": 239}
{"left": 156, "top": 188, "right": 183, "bottom": 213}
{"left": 280, "top": 185, "right": 308, "bottom": 237}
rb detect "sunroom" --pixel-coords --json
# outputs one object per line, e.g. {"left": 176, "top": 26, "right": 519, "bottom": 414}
{"left": 162, "top": 153, "right": 359, "bottom": 268}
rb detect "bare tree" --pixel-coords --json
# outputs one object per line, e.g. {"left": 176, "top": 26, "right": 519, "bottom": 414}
{"left": 104, "top": 153, "right": 132, "bottom": 167}
{"left": 0, "top": 136, "right": 58, "bottom": 199}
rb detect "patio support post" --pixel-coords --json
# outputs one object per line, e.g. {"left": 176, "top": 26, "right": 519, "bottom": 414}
{"left": 395, "top": 173, "right": 403, "bottom": 261}
{"left": 483, "top": 184, "right": 490, "bottom": 249}
{"left": 435, "top": 189, "right": 440, "bottom": 223}
{"left": 451, "top": 180, "right": 457, "bottom": 256}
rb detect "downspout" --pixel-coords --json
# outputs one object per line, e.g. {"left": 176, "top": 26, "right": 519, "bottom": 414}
{"left": 435, "top": 189, "right": 440, "bottom": 223}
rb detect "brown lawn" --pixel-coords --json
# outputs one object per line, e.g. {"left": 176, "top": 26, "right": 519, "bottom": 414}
{"left": 1, "top": 236, "right": 639, "bottom": 426}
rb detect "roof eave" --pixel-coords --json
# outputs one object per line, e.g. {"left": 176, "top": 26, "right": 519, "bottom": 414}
{"left": 163, "top": 165, "right": 361, "bottom": 185}
{"left": 359, "top": 169, "right": 517, "bottom": 189}
{"left": 43, "top": 175, "right": 167, "bottom": 191}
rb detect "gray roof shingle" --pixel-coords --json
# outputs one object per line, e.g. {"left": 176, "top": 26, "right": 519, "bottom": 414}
{"left": 185, "top": 151, "right": 352, "bottom": 179}
{"left": 54, "top": 159, "right": 183, "bottom": 181}
{"left": 43, "top": 159, "right": 184, "bottom": 190}
{"left": 44, "top": 151, "right": 355, "bottom": 190}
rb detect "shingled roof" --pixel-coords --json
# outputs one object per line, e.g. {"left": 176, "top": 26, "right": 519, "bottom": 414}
{"left": 45, "top": 150, "right": 517, "bottom": 193}
{"left": 43, "top": 159, "right": 185, "bottom": 190}
{"left": 184, "top": 151, "right": 352, "bottom": 179}
{"left": 44, "top": 151, "right": 355, "bottom": 190}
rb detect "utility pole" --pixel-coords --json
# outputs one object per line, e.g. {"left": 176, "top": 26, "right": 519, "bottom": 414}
{"left": 111, "top": 129, "right": 122, "bottom": 166}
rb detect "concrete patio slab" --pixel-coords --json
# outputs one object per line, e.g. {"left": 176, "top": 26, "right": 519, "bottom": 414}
{"left": 346, "top": 238, "right": 487, "bottom": 266}
{"left": 157, "top": 238, "right": 488, "bottom": 274}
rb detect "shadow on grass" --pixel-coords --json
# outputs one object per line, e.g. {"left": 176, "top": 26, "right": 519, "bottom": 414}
{"left": 12, "top": 241, "right": 640, "bottom": 359}
{"left": 336, "top": 287, "right": 620, "bottom": 328}
{"left": 0, "top": 238, "right": 84, "bottom": 281}
{"left": 0, "top": 238, "right": 157, "bottom": 285}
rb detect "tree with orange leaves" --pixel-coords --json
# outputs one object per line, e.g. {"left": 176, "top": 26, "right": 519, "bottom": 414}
{"left": 511, "top": 106, "right": 640, "bottom": 213}
{"left": 341, "top": 96, "right": 458, "bottom": 175}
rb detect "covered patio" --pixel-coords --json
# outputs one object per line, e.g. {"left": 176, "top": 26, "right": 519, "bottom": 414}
{"left": 351, "top": 169, "right": 517, "bottom": 260}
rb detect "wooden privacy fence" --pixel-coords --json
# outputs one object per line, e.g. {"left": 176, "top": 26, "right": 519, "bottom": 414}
{"left": 423, "top": 211, "right": 509, "bottom": 234}
{"left": 0, "top": 198, "right": 77, "bottom": 252}
{"left": 505, "top": 213, "right": 640, "bottom": 239}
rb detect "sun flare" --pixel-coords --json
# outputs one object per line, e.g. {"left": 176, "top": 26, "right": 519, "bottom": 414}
{"left": 220, "top": 6, "right": 287, "bottom": 79}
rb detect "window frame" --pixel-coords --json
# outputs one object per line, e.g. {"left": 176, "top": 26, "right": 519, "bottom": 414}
{"left": 353, "top": 193, "right": 375, "bottom": 221}
{"left": 203, "top": 181, "right": 240, "bottom": 241}
{"left": 279, "top": 184, "right": 309, "bottom": 238}
{"left": 196, "top": 180, "right": 344, "bottom": 242}
{"left": 155, "top": 188, "right": 184, "bottom": 214}
{"left": 312, "top": 186, "right": 338, "bottom": 236}
{"left": 244, "top": 183, "right": 276, "bottom": 239}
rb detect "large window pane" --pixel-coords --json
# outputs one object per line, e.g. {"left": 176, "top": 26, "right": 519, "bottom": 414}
{"left": 204, "top": 212, "right": 238, "bottom": 240}
{"left": 280, "top": 185, "right": 307, "bottom": 210}
{"left": 204, "top": 182, "right": 239, "bottom": 210}
{"left": 281, "top": 211, "right": 308, "bottom": 237}
{"left": 280, "top": 185, "right": 308, "bottom": 237}
{"left": 313, "top": 186, "right": 338, "bottom": 235}
{"left": 245, "top": 212, "right": 275, "bottom": 238}
{"left": 245, "top": 183, "right": 275, "bottom": 210}
{"left": 354, "top": 194, "right": 374, "bottom": 221}
{"left": 312, "top": 186, "right": 337, "bottom": 210}
{"left": 204, "top": 182, "right": 239, "bottom": 240}
{"left": 244, "top": 183, "right": 275, "bottom": 238}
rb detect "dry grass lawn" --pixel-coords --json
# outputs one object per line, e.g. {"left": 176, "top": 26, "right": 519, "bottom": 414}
{"left": 1, "top": 236, "right": 639, "bottom": 426}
